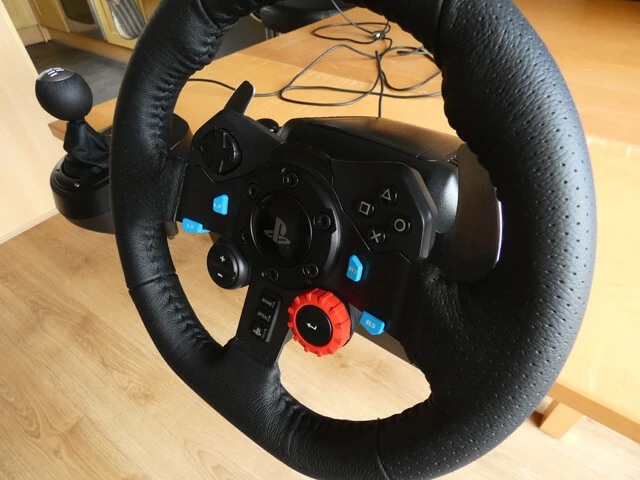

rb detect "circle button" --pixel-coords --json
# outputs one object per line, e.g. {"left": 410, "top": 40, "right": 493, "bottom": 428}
{"left": 393, "top": 217, "right": 411, "bottom": 234}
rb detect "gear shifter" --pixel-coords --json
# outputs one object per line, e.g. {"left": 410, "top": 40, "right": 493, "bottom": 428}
{"left": 36, "top": 67, "right": 110, "bottom": 178}
{"left": 35, "top": 67, "right": 192, "bottom": 234}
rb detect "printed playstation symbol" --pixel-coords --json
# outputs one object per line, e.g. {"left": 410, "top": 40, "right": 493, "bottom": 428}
{"left": 264, "top": 217, "right": 291, "bottom": 246}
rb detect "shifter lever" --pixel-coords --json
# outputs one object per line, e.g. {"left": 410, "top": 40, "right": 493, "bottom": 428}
{"left": 36, "top": 67, "right": 192, "bottom": 235}
{"left": 35, "top": 67, "right": 93, "bottom": 121}
{"left": 36, "top": 67, "right": 109, "bottom": 176}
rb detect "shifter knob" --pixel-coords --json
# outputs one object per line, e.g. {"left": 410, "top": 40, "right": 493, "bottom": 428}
{"left": 35, "top": 67, "right": 93, "bottom": 121}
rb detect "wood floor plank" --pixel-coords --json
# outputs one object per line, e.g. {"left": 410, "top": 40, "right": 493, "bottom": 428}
{"left": 1, "top": 216, "right": 638, "bottom": 479}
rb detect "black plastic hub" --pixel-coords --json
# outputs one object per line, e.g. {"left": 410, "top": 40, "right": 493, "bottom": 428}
{"left": 251, "top": 193, "right": 312, "bottom": 267}
{"left": 176, "top": 108, "right": 501, "bottom": 363}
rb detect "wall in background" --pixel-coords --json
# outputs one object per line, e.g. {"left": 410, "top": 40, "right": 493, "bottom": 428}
{"left": 3, "top": 0, "right": 48, "bottom": 44}
{"left": 0, "top": 2, "right": 63, "bottom": 243}
{"left": 3, "top": 0, "right": 37, "bottom": 28}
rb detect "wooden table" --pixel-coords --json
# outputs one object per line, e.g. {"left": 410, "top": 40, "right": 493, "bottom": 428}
{"left": 3, "top": 1, "right": 638, "bottom": 478}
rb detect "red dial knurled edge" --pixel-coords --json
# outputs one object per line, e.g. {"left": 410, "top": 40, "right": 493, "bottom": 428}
{"left": 287, "top": 288, "right": 351, "bottom": 357}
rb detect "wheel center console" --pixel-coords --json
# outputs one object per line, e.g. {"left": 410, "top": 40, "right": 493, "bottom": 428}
{"left": 176, "top": 83, "right": 501, "bottom": 362}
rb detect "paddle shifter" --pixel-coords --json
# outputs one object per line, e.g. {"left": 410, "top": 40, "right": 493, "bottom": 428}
{"left": 35, "top": 67, "right": 192, "bottom": 234}
{"left": 177, "top": 82, "right": 502, "bottom": 357}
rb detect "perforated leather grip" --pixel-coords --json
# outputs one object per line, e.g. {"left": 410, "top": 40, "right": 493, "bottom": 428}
{"left": 110, "top": 1, "right": 596, "bottom": 478}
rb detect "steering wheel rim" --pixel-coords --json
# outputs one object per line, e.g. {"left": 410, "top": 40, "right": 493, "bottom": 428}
{"left": 110, "top": 1, "right": 597, "bottom": 479}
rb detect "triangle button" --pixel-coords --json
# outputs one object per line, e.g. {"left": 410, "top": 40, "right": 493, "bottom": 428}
{"left": 380, "top": 187, "right": 398, "bottom": 204}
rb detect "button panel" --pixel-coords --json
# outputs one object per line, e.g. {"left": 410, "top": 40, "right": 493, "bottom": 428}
{"left": 332, "top": 160, "right": 435, "bottom": 262}
{"left": 249, "top": 289, "right": 281, "bottom": 343}
{"left": 206, "top": 240, "right": 251, "bottom": 290}
{"left": 207, "top": 245, "right": 239, "bottom": 288}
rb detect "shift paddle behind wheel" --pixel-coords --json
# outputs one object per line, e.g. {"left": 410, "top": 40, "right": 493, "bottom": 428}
{"left": 109, "top": 0, "right": 596, "bottom": 478}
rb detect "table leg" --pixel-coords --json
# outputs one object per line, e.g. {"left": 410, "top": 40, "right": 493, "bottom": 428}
{"left": 539, "top": 399, "right": 584, "bottom": 438}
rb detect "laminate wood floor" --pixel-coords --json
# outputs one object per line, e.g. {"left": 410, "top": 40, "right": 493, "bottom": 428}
{"left": 0, "top": 216, "right": 638, "bottom": 479}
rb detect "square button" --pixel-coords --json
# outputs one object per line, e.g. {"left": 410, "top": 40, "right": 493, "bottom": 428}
{"left": 357, "top": 201, "right": 375, "bottom": 217}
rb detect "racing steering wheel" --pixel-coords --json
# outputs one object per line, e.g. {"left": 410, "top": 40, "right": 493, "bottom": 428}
{"left": 110, "top": 0, "right": 596, "bottom": 478}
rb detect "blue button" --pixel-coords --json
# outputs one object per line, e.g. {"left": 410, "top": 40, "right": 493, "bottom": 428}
{"left": 213, "top": 195, "right": 229, "bottom": 215}
{"left": 360, "top": 311, "right": 386, "bottom": 335}
{"left": 182, "top": 218, "right": 209, "bottom": 233}
{"left": 346, "top": 255, "right": 364, "bottom": 282}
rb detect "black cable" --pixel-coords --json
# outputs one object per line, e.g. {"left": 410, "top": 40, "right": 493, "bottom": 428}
{"left": 186, "top": 3, "right": 441, "bottom": 117}
{"left": 312, "top": 21, "right": 391, "bottom": 45}
{"left": 375, "top": 50, "right": 384, "bottom": 118}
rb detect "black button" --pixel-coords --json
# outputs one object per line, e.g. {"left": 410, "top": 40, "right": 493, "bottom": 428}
{"left": 199, "top": 128, "right": 241, "bottom": 175}
{"left": 250, "top": 320, "right": 269, "bottom": 341}
{"left": 313, "top": 213, "right": 332, "bottom": 231}
{"left": 368, "top": 227, "right": 386, "bottom": 246}
{"left": 262, "top": 268, "right": 280, "bottom": 283}
{"left": 392, "top": 217, "right": 411, "bottom": 234}
{"left": 357, "top": 201, "right": 375, "bottom": 217}
{"left": 207, "top": 245, "right": 238, "bottom": 288}
{"left": 295, "top": 306, "right": 333, "bottom": 347}
{"left": 256, "top": 308, "right": 273, "bottom": 324}
{"left": 252, "top": 193, "right": 312, "bottom": 267}
{"left": 260, "top": 293, "right": 279, "bottom": 311}
{"left": 211, "top": 269, "right": 235, "bottom": 287}
{"left": 380, "top": 186, "right": 398, "bottom": 204}
{"left": 303, "top": 263, "right": 320, "bottom": 279}
{"left": 283, "top": 171, "right": 300, "bottom": 189}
